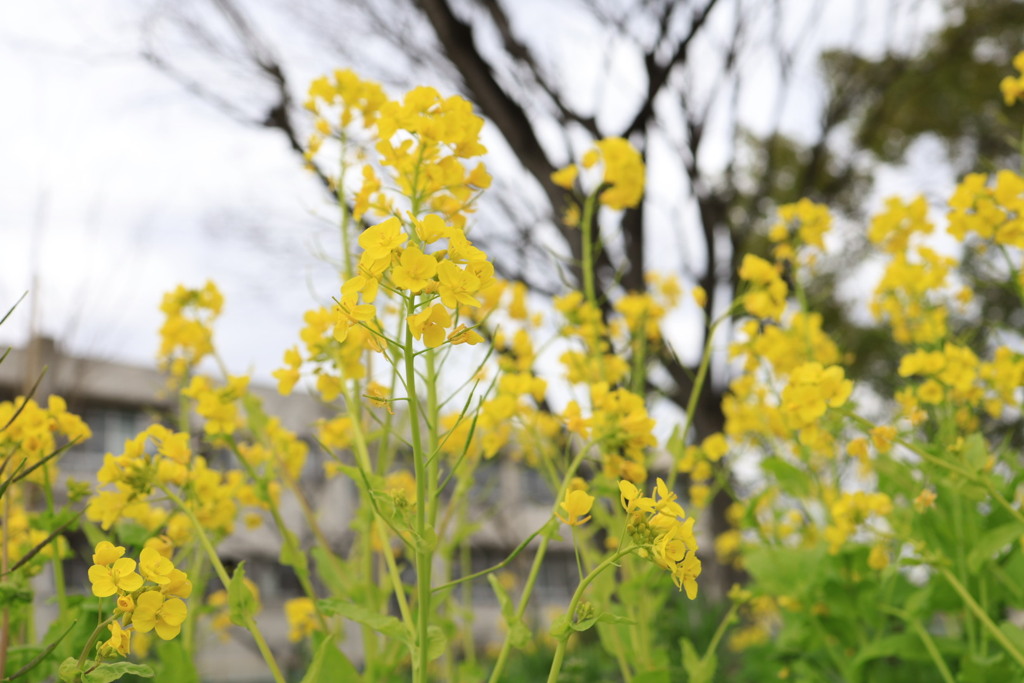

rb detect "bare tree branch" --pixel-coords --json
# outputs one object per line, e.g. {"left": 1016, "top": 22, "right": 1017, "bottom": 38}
{"left": 623, "top": 0, "right": 722, "bottom": 138}
{"left": 476, "top": 0, "right": 600, "bottom": 136}
{"left": 414, "top": 0, "right": 583, "bottom": 278}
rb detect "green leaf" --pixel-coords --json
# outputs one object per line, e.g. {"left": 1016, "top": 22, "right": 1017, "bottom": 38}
{"left": 549, "top": 613, "right": 570, "bottom": 639}
{"left": 569, "top": 611, "right": 635, "bottom": 633}
{"left": 761, "top": 456, "right": 811, "bottom": 497}
{"left": 903, "top": 585, "right": 933, "bottom": 617}
{"left": 999, "top": 621, "right": 1024, "bottom": 656}
{"left": 634, "top": 669, "right": 672, "bottom": 683}
{"left": 311, "top": 547, "right": 348, "bottom": 598}
{"left": 279, "top": 527, "right": 310, "bottom": 575}
{"left": 410, "top": 525, "right": 437, "bottom": 553}
{"left": 539, "top": 518, "right": 563, "bottom": 542}
{"left": 426, "top": 625, "right": 446, "bottom": 662}
{"left": 597, "top": 612, "right": 636, "bottom": 626}
{"left": 228, "top": 561, "right": 256, "bottom": 627}
{"left": 57, "top": 657, "right": 80, "bottom": 683}
{"left": 323, "top": 462, "right": 368, "bottom": 485}
{"left": 300, "top": 632, "right": 361, "bottom": 683}
{"left": 0, "top": 581, "right": 32, "bottom": 608}
{"left": 743, "top": 545, "right": 827, "bottom": 597}
{"left": 487, "top": 574, "right": 530, "bottom": 649}
{"left": 317, "top": 599, "right": 410, "bottom": 644}
{"left": 114, "top": 523, "right": 152, "bottom": 550}
{"left": 852, "top": 633, "right": 916, "bottom": 668}
{"left": 680, "top": 637, "right": 716, "bottom": 683}
{"left": 156, "top": 638, "right": 199, "bottom": 683}
{"left": 962, "top": 433, "right": 988, "bottom": 471}
{"left": 966, "top": 522, "right": 1024, "bottom": 573}
{"left": 570, "top": 615, "right": 598, "bottom": 632}
{"left": 5, "top": 512, "right": 80, "bottom": 576}
{"left": 5, "top": 618, "right": 77, "bottom": 682}
{"left": 81, "top": 662, "right": 154, "bottom": 683}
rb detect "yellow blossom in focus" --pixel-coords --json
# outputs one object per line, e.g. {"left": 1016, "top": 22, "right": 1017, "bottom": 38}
{"left": 133, "top": 591, "right": 188, "bottom": 640}
{"left": 408, "top": 304, "right": 451, "bottom": 348}
{"left": 391, "top": 246, "right": 438, "bottom": 292}
{"left": 359, "top": 217, "right": 407, "bottom": 265}
{"left": 448, "top": 324, "right": 484, "bottom": 345}
{"left": 88, "top": 554, "right": 143, "bottom": 598}
{"left": 436, "top": 261, "right": 482, "bottom": 309}
{"left": 558, "top": 489, "right": 595, "bottom": 527}
{"left": 139, "top": 547, "right": 175, "bottom": 585}
{"left": 92, "top": 541, "right": 125, "bottom": 566}
{"left": 101, "top": 621, "right": 131, "bottom": 658}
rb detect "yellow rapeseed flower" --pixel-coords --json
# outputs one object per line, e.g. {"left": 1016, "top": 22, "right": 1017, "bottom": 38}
{"left": 133, "top": 591, "right": 188, "bottom": 640}
{"left": 408, "top": 304, "right": 451, "bottom": 348}
{"left": 550, "top": 164, "right": 578, "bottom": 190}
{"left": 101, "top": 621, "right": 131, "bottom": 657}
{"left": 286, "top": 597, "right": 318, "bottom": 642}
{"left": 557, "top": 489, "right": 595, "bottom": 527}
{"left": 88, "top": 555, "right": 144, "bottom": 598}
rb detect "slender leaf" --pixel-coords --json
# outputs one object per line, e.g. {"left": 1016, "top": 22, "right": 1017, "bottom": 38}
{"left": 82, "top": 661, "right": 154, "bottom": 683}
{"left": 3, "top": 619, "right": 77, "bottom": 681}
{"left": 0, "top": 293, "right": 27, "bottom": 328}
{"left": 317, "top": 599, "right": 410, "bottom": 643}
{"left": 228, "top": 561, "right": 256, "bottom": 626}
{"left": 5, "top": 511, "right": 81, "bottom": 575}
{"left": 0, "top": 369, "right": 46, "bottom": 433}
{"left": 300, "top": 632, "right": 361, "bottom": 683}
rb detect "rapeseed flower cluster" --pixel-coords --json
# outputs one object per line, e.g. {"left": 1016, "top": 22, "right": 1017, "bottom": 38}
{"left": 0, "top": 394, "right": 90, "bottom": 484}
{"left": 618, "top": 478, "right": 701, "bottom": 598}
{"left": 89, "top": 541, "right": 190, "bottom": 658}
{"left": 87, "top": 423, "right": 259, "bottom": 537}
{"left": 551, "top": 137, "right": 645, "bottom": 211}
{"left": 1000, "top": 51, "right": 1024, "bottom": 106}
{"left": 822, "top": 491, "right": 893, "bottom": 555}
{"left": 768, "top": 198, "right": 831, "bottom": 264}
{"left": 157, "top": 281, "right": 222, "bottom": 378}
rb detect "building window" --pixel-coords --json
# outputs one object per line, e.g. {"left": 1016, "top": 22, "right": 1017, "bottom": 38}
{"left": 66, "top": 406, "right": 152, "bottom": 474}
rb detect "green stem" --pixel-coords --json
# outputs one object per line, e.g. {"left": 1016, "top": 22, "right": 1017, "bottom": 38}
{"left": 666, "top": 307, "right": 734, "bottom": 491}
{"left": 181, "top": 547, "right": 208, "bottom": 659}
{"left": 76, "top": 613, "right": 119, "bottom": 670}
{"left": 426, "top": 349, "right": 440, "bottom": 527}
{"left": 488, "top": 445, "right": 593, "bottom": 682}
{"left": 460, "top": 538, "right": 477, "bottom": 670}
{"left": 41, "top": 466, "right": 68, "bottom": 614}
{"left": 547, "top": 548, "right": 633, "bottom": 683}
{"left": 337, "top": 137, "right": 354, "bottom": 282}
{"left": 580, "top": 191, "right": 599, "bottom": 308}
{"left": 629, "top": 316, "right": 648, "bottom": 397}
{"left": 909, "top": 617, "right": 957, "bottom": 683}
{"left": 879, "top": 605, "right": 956, "bottom": 683}
{"left": 342, "top": 382, "right": 416, "bottom": 634}
{"left": 160, "top": 486, "right": 286, "bottom": 683}
{"left": 941, "top": 566, "right": 1024, "bottom": 669}
{"left": 405, "top": 296, "right": 432, "bottom": 683}
{"left": 952, "top": 492, "right": 977, "bottom": 654}
{"left": 704, "top": 602, "right": 740, "bottom": 664}
{"left": 341, "top": 386, "right": 385, "bottom": 671}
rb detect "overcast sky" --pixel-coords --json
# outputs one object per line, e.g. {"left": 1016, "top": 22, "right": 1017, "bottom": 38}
{"left": 1, "top": 0, "right": 340, "bottom": 380}
{"left": 2, "top": 0, "right": 953, "bottom": 385}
